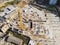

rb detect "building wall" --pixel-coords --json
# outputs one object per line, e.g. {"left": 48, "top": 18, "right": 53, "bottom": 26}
{"left": 6, "top": 35, "right": 23, "bottom": 45}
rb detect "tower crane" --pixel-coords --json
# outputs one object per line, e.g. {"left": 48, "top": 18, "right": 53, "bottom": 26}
{"left": 17, "top": 1, "right": 28, "bottom": 30}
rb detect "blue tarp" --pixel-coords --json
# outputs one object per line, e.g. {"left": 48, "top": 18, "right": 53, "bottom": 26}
{"left": 49, "top": 0, "right": 57, "bottom": 5}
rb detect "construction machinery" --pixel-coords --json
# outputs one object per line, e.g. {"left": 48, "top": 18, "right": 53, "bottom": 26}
{"left": 17, "top": 1, "right": 28, "bottom": 30}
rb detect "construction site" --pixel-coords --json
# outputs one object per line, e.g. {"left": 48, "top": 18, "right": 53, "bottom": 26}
{"left": 0, "top": 0, "right": 60, "bottom": 45}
